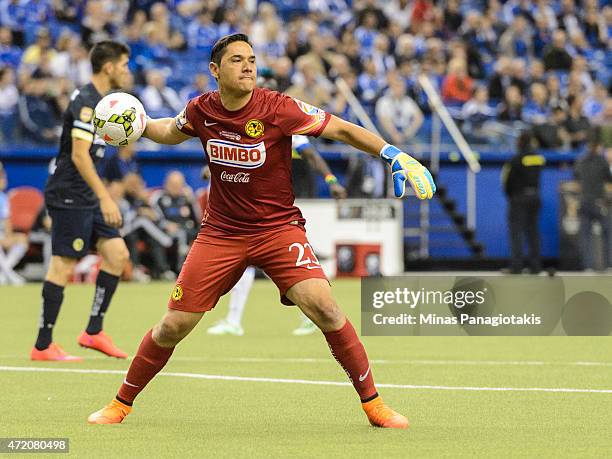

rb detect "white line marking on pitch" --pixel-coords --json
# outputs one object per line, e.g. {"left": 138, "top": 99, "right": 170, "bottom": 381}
{"left": 1, "top": 355, "right": 612, "bottom": 367}
{"left": 1, "top": 366, "right": 611, "bottom": 394}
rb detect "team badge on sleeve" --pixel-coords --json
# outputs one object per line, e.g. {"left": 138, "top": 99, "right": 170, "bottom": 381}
{"left": 245, "top": 119, "right": 264, "bottom": 138}
{"left": 172, "top": 284, "right": 183, "bottom": 301}
{"left": 293, "top": 98, "right": 324, "bottom": 117}
{"left": 80, "top": 106, "right": 94, "bottom": 122}
{"left": 290, "top": 98, "right": 327, "bottom": 135}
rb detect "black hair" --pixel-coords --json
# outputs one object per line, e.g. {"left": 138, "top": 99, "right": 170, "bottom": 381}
{"left": 90, "top": 40, "right": 130, "bottom": 74}
{"left": 517, "top": 130, "right": 535, "bottom": 153}
{"left": 210, "top": 33, "right": 252, "bottom": 66}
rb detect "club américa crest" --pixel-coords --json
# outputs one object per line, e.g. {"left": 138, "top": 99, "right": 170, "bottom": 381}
{"left": 245, "top": 119, "right": 264, "bottom": 138}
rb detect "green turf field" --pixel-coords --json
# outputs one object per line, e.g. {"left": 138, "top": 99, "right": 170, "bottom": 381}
{"left": 2, "top": 279, "right": 612, "bottom": 458}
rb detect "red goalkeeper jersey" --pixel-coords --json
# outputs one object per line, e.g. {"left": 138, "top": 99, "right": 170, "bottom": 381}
{"left": 177, "top": 88, "right": 331, "bottom": 233}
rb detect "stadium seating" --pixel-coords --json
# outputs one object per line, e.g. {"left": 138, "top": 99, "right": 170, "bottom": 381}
{"left": 8, "top": 186, "right": 43, "bottom": 233}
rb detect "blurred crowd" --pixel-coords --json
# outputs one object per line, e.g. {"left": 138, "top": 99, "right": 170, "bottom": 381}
{"left": 100, "top": 143, "right": 200, "bottom": 281}
{"left": 0, "top": 0, "right": 610, "bottom": 149}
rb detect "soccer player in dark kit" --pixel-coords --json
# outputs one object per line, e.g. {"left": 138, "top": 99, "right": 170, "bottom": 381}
{"left": 89, "top": 34, "right": 435, "bottom": 428}
{"left": 31, "top": 41, "right": 132, "bottom": 361}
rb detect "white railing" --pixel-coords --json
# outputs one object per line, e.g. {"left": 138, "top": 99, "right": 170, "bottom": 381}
{"left": 417, "top": 74, "right": 481, "bottom": 230}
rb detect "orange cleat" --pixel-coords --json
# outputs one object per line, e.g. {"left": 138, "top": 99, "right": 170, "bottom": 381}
{"left": 87, "top": 398, "right": 132, "bottom": 424}
{"left": 78, "top": 331, "right": 128, "bottom": 358}
{"left": 362, "top": 396, "right": 410, "bottom": 429}
{"left": 30, "top": 343, "right": 83, "bottom": 362}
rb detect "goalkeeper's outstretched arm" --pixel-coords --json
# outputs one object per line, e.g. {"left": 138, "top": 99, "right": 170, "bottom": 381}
{"left": 142, "top": 117, "right": 192, "bottom": 145}
{"left": 320, "top": 115, "right": 436, "bottom": 199}
{"left": 320, "top": 115, "right": 387, "bottom": 157}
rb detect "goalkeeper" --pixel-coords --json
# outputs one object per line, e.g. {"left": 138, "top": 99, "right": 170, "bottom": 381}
{"left": 89, "top": 33, "right": 435, "bottom": 430}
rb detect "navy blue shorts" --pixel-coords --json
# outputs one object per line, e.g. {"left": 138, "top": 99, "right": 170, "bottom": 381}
{"left": 48, "top": 206, "right": 120, "bottom": 258}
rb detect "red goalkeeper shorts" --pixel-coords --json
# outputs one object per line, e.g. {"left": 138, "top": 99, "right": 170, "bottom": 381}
{"left": 167, "top": 222, "right": 328, "bottom": 313}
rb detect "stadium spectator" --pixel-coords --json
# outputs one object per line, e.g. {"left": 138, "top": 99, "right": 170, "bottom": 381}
{"left": 17, "top": 76, "right": 61, "bottom": 144}
{"left": 409, "top": 0, "right": 438, "bottom": 34}
{"left": 0, "top": 0, "right": 26, "bottom": 47}
{"left": 354, "top": 11, "right": 381, "bottom": 57}
{"left": 545, "top": 73, "right": 565, "bottom": 110}
{"left": 20, "top": 27, "right": 55, "bottom": 71}
{"left": 529, "top": 59, "right": 546, "bottom": 85}
{"left": 443, "top": 0, "right": 463, "bottom": 34}
{"left": 582, "top": 4, "right": 607, "bottom": 48}
{"left": 0, "top": 66, "right": 18, "bottom": 142}
{"left": 22, "top": 0, "right": 53, "bottom": 36}
{"left": 441, "top": 57, "right": 473, "bottom": 105}
{"left": 284, "top": 23, "right": 309, "bottom": 63}
{"left": 270, "top": 56, "right": 293, "bottom": 93}
{"left": 250, "top": 2, "right": 281, "bottom": 51}
{"left": 80, "top": 0, "right": 114, "bottom": 49}
{"left": 570, "top": 56, "right": 594, "bottom": 95}
{"left": 370, "top": 34, "right": 395, "bottom": 77}
{"left": 217, "top": 8, "right": 242, "bottom": 38}
{"left": 460, "top": 11, "right": 497, "bottom": 68}
{"left": 253, "top": 16, "right": 286, "bottom": 67}
{"left": 286, "top": 61, "right": 331, "bottom": 110}
{"left": 393, "top": 33, "right": 418, "bottom": 66}
{"left": 0, "top": 26, "right": 21, "bottom": 68}
{"left": 337, "top": 29, "right": 363, "bottom": 74}
{"left": 488, "top": 56, "right": 514, "bottom": 102}
{"left": 510, "top": 58, "right": 528, "bottom": 96}
{"left": 533, "top": 105, "right": 570, "bottom": 149}
{"left": 186, "top": 10, "right": 218, "bottom": 52}
{"left": 502, "top": 0, "right": 535, "bottom": 25}
{"left": 533, "top": 14, "right": 552, "bottom": 58}
{"left": 557, "top": 0, "right": 581, "bottom": 38}
{"left": 309, "top": 0, "right": 352, "bottom": 29}
{"left": 542, "top": 29, "right": 572, "bottom": 71}
{"left": 139, "top": 25, "right": 175, "bottom": 72}
{"left": 564, "top": 95, "right": 591, "bottom": 149}
{"left": 574, "top": 128, "right": 612, "bottom": 270}
{"left": 330, "top": 71, "right": 361, "bottom": 125}
{"left": 375, "top": 76, "right": 423, "bottom": 146}
{"left": 146, "top": 2, "right": 185, "bottom": 51}
{"left": 152, "top": 170, "right": 199, "bottom": 273}
{"left": 179, "top": 73, "right": 212, "bottom": 102}
{"left": 460, "top": 85, "right": 501, "bottom": 143}
{"left": 120, "top": 172, "right": 173, "bottom": 281}
{"left": 294, "top": 35, "right": 331, "bottom": 79}
{"left": 356, "top": 57, "right": 385, "bottom": 107}
{"left": 49, "top": 33, "right": 91, "bottom": 87}
{"left": 0, "top": 162, "right": 28, "bottom": 284}
{"left": 497, "top": 85, "right": 524, "bottom": 123}
{"left": 534, "top": 0, "right": 558, "bottom": 31}
{"left": 499, "top": 15, "right": 533, "bottom": 58}
{"left": 140, "top": 69, "right": 183, "bottom": 118}
{"left": 51, "top": 0, "right": 81, "bottom": 26}
{"left": 523, "top": 82, "right": 550, "bottom": 125}
{"left": 583, "top": 82, "right": 609, "bottom": 119}
{"left": 357, "top": 0, "right": 388, "bottom": 29}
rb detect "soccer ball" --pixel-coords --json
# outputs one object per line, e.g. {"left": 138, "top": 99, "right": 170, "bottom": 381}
{"left": 93, "top": 92, "right": 147, "bottom": 146}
